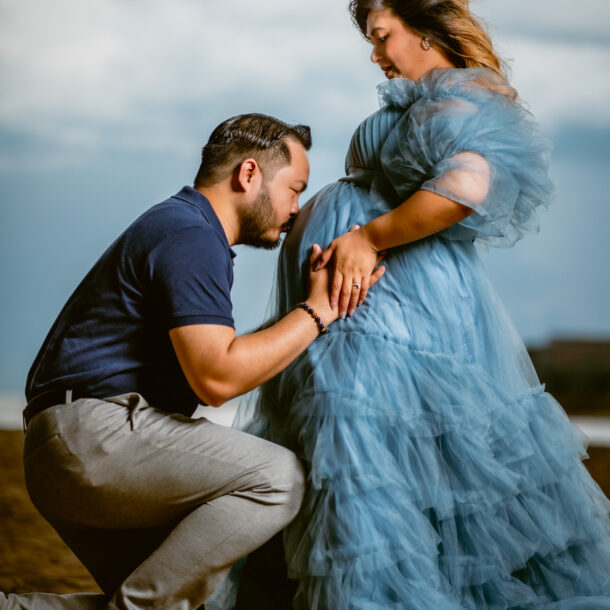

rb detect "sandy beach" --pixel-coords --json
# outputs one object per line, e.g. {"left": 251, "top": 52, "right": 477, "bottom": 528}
{"left": 1, "top": 428, "right": 609, "bottom": 596}
{"left": 0, "top": 430, "right": 98, "bottom": 594}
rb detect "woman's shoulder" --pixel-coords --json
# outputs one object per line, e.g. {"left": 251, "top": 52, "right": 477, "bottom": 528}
{"left": 376, "top": 68, "right": 554, "bottom": 249}
{"left": 354, "top": 68, "right": 507, "bottom": 136}
{"left": 376, "top": 67, "right": 545, "bottom": 163}
{"left": 378, "top": 67, "right": 519, "bottom": 113}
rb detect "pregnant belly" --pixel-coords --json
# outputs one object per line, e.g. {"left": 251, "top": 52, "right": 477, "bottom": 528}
{"left": 282, "top": 179, "right": 479, "bottom": 346}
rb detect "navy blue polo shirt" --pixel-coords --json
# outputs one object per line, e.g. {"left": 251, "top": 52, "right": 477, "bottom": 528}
{"left": 26, "top": 186, "right": 236, "bottom": 417}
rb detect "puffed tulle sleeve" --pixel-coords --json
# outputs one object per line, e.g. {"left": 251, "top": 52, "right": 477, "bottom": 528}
{"left": 378, "top": 68, "right": 554, "bottom": 247}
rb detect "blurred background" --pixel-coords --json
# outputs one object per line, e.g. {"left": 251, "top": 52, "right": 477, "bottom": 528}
{"left": 0, "top": 0, "right": 609, "bottom": 595}
{"left": 1, "top": 0, "right": 609, "bottom": 417}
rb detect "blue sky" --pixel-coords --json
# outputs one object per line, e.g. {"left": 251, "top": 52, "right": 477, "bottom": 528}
{"left": 1, "top": 0, "right": 609, "bottom": 393}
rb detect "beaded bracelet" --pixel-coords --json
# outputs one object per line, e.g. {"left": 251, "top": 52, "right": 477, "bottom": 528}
{"left": 297, "top": 302, "right": 327, "bottom": 335}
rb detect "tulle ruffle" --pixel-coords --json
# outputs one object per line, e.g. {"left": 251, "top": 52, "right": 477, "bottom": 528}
{"left": 253, "top": 326, "right": 610, "bottom": 609}
{"left": 208, "top": 69, "right": 609, "bottom": 610}
{"left": 363, "top": 68, "right": 555, "bottom": 248}
{"left": 218, "top": 177, "right": 610, "bottom": 608}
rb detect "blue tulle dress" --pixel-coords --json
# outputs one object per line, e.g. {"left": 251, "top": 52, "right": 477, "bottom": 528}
{"left": 209, "top": 69, "right": 610, "bottom": 609}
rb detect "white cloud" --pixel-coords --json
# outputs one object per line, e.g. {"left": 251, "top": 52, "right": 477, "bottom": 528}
{"left": 0, "top": 0, "right": 608, "bottom": 384}
{"left": 0, "top": 1, "right": 374, "bottom": 125}
{"left": 495, "top": 36, "right": 610, "bottom": 130}
{"left": 0, "top": 0, "right": 608, "bottom": 164}
{"left": 473, "top": 0, "right": 610, "bottom": 42}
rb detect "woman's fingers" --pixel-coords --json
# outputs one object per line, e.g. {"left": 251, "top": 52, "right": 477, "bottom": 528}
{"left": 338, "top": 275, "right": 356, "bottom": 318}
{"left": 315, "top": 226, "right": 358, "bottom": 271}
{"left": 353, "top": 264, "right": 385, "bottom": 310}
{"left": 357, "top": 276, "right": 370, "bottom": 307}
{"left": 334, "top": 265, "right": 386, "bottom": 317}
{"left": 347, "top": 279, "right": 363, "bottom": 315}
{"left": 323, "top": 226, "right": 385, "bottom": 315}
{"left": 369, "top": 265, "right": 386, "bottom": 287}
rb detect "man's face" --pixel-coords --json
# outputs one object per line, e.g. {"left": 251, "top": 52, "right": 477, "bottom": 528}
{"left": 237, "top": 139, "right": 310, "bottom": 249}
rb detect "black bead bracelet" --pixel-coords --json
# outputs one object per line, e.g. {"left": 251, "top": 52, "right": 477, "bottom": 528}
{"left": 298, "top": 302, "right": 327, "bottom": 335}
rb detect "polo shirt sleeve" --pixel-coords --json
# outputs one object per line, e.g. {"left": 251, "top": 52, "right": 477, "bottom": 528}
{"left": 148, "top": 226, "right": 234, "bottom": 330}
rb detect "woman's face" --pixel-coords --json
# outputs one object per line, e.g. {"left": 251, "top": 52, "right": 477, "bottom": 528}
{"left": 366, "top": 8, "right": 451, "bottom": 80}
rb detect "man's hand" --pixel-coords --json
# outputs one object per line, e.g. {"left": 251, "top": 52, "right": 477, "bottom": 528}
{"left": 304, "top": 243, "right": 339, "bottom": 327}
{"left": 169, "top": 236, "right": 385, "bottom": 408}
{"left": 169, "top": 244, "right": 349, "bottom": 407}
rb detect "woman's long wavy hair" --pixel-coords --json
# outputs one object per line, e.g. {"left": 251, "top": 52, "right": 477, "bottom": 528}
{"left": 348, "top": 0, "right": 517, "bottom": 99}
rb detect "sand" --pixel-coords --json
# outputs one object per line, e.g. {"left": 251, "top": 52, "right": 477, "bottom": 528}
{"left": 0, "top": 431, "right": 98, "bottom": 595}
{"left": 1, "top": 429, "right": 609, "bottom": 596}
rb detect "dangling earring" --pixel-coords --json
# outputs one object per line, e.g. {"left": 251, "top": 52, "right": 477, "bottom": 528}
{"left": 422, "top": 37, "right": 431, "bottom": 50}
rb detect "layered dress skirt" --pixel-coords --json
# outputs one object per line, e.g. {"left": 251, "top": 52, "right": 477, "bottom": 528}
{"left": 210, "top": 68, "right": 610, "bottom": 609}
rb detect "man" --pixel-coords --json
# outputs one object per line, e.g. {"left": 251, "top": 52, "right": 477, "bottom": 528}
{"left": 3, "top": 113, "right": 384, "bottom": 609}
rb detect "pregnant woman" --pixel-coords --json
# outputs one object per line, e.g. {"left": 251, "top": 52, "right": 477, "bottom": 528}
{"left": 216, "top": 1, "right": 610, "bottom": 608}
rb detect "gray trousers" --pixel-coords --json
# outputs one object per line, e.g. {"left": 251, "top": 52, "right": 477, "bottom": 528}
{"left": 2, "top": 394, "right": 305, "bottom": 609}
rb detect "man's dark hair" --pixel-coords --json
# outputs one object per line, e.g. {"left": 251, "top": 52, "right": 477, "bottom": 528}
{"left": 194, "top": 113, "right": 312, "bottom": 188}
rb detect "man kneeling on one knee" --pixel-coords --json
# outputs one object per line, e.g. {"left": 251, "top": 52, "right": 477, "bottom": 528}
{"left": 4, "top": 113, "right": 384, "bottom": 610}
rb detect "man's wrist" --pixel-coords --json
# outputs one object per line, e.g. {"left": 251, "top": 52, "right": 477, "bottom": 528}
{"left": 297, "top": 302, "right": 328, "bottom": 335}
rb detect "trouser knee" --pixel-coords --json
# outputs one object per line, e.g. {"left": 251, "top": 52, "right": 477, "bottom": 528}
{"left": 263, "top": 446, "right": 306, "bottom": 522}
{"left": 283, "top": 450, "right": 306, "bottom": 518}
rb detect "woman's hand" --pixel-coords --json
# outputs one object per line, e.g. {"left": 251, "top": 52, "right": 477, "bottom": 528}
{"left": 312, "top": 191, "right": 473, "bottom": 319}
{"left": 315, "top": 225, "right": 386, "bottom": 318}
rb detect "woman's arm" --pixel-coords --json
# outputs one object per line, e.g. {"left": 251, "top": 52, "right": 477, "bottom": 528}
{"left": 316, "top": 189, "right": 474, "bottom": 318}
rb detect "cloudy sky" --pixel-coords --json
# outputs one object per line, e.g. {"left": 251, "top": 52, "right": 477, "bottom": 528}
{"left": 1, "top": 0, "right": 609, "bottom": 394}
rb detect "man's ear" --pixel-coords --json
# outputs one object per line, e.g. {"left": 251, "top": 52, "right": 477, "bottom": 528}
{"left": 233, "top": 158, "right": 260, "bottom": 193}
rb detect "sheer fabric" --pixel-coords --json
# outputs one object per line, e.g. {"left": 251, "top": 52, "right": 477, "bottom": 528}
{"left": 209, "top": 68, "right": 610, "bottom": 610}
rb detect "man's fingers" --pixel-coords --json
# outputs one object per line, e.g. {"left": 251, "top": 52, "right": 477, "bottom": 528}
{"left": 309, "top": 244, "right": 323, "bottom": 274}
{"left": 330, "top": 270, "right": 343, "bottom": 309}
{"left": 314, "top": 247, "right": 334, "bottom": 271}
{"left": 348, "top": 224, "right": 361, "bottom": 232}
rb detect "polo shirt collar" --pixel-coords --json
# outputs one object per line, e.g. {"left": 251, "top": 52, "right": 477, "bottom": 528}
{"left": 173, "top": 186, "right": 237, "bottom": 259}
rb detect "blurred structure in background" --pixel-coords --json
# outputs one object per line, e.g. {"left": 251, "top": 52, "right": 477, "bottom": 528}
{"left": 529, "top": 339, "right": 610, "bottom": 415}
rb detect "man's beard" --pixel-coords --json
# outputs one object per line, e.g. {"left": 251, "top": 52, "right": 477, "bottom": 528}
{"left": 237, "top": 183, "right": 283, "bottom": 250}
